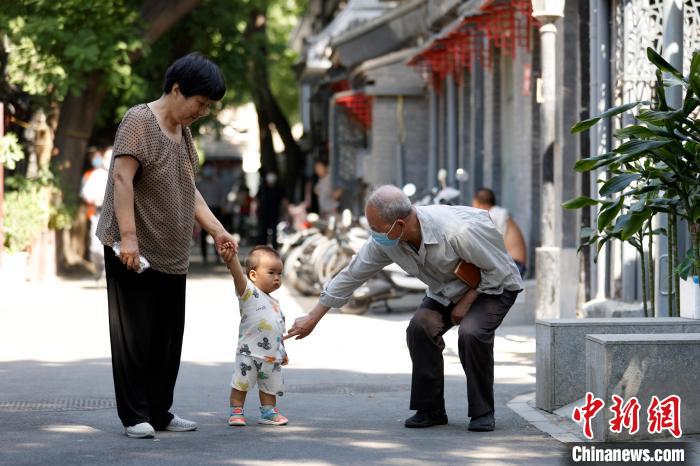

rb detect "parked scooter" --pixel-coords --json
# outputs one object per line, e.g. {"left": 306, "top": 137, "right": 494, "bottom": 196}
{"left": 283, "top": 210, "right": 367, "bottom": 297}
{"left": 340, "top": 261, "right": 428, "bottom": 314}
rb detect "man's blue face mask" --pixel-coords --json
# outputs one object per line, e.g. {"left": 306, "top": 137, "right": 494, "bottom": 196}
{"left": 371, "top": 218, "right": 403, "bottom": 247}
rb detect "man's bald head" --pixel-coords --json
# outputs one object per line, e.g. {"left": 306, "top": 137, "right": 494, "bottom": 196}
{"left": 366, "top": 185, "right": 412, "bottom": 224}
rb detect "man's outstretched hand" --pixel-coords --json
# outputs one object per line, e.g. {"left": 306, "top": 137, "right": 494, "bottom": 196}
{"left": 284, "top": 314, "right": 319, "bottom": 340}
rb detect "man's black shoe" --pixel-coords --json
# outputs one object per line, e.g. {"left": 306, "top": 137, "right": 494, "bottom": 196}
{"left": 404, "top": 409, "right": 448, "bottom": 428}
{"left": 468, "top": 411, "right": 495, "bottom": 432}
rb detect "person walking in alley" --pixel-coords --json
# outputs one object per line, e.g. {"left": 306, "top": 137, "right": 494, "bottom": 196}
{"left": 313, "top": 159, "right": 342, "bottom": 219}
{"left": 255, "top": 171, "right": 286, "bottom": 249}
{"left": 196, "top": 162, "right": 226, "bottom": 263}
{"left": 234, "top": 185, "right": 253, "bottom": 243}
{"left": 285, "top": 185, "right": 522, "bottom": 432}
{"left": 81, "top": 147, "right": 111, "bottom": 282}
{"left": 96, "top": 53, "right": 237, "bottom": 439}
{"left": 471, "top": 188, "right": 528, "bottom": 277}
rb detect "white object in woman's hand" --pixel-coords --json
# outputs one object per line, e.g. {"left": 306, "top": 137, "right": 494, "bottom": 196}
{"left": 113, "top": 237, "right": 149, "bottom": 273}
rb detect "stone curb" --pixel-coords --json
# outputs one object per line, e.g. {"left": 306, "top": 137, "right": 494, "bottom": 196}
{"left": 507, "top": 392, "right": 585, "bottom": 444}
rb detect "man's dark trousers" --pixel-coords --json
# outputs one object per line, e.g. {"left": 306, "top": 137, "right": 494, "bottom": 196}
{"left": 406, "top": 289, "right": 519, "bottom": 418}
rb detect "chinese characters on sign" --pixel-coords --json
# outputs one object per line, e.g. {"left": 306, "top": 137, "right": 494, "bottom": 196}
{"left": 572, "top": 392, "right": 682, "bottom": 439}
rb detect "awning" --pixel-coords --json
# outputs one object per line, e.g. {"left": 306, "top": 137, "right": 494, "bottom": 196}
{"left": 407, "top": 0, "right": 536, "bottom": 91}
{"left": 299, "top": 0, "right": 395, "bottom": 74}
{"left": 333, "top": 91, "right": 372, "bottom": 130}
{"left": 353, "top": 48, "right": 425, "bottom": 96}
{"left": 331, "top": 0, "right": 428, "bottom": 68}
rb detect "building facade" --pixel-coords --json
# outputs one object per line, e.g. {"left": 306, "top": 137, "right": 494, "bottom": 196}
{"left": 293, "top": 0, "right": 700, "bottom": 312}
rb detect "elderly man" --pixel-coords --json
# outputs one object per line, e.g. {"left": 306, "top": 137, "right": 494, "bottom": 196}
{"left": 286, "top": 185, "right": 522, "bottom": 432}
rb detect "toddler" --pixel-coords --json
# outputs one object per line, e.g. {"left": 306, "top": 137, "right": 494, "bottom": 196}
{"left": 221, "top": 245, "right": 288, "bottom": 426}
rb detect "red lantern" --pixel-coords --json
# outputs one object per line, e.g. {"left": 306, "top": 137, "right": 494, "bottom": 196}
{"left": 336, "top": 93, "right": 372, "bottom": 130}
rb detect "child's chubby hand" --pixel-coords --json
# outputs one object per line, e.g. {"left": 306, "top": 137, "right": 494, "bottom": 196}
{"left": 282, "top": 355, "right": 289, "bottom": 366}
{"left": 220, "top": 246, "right": 237, "bottom": 264}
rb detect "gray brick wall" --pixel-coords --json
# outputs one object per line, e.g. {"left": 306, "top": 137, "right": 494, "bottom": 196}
{"left": 502, "top": 46, "right": 536, "bottom": 275}
{"left": 369, "top": 96, "right": 400, "bottom": 187}
{"left": 330, "top": 103, "right": 368, "bottom": 215}
{"left": 457, "top": 45, "right": 537, "bottom": 275}
{"left": 368, "top": 95, "right": 429, "bottom": 195}
{"left": 482, "top": 48, "right": 495, "bottom": 190}
{"left": 403, "top": 95, "right": 430, "bottom": 195}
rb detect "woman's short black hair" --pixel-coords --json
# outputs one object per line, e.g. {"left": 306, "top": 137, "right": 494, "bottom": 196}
{"left": 163, "top": 53, "right": 226, "bottom": 101}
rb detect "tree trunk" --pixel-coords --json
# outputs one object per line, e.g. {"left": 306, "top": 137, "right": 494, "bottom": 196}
{"left": 268, "top": 92, "right": 304, "bottom": 203}
{"left": 648, "top": 219, "right": 655, "bottom": 316}
{"left": 256, "top": 105, "right": 277, "bottom": 174}
{"left": 245, "top": 5, "right": 304, "bottom": 203}
{"left": 692, "top": 222, "right": 700, "bottom": 282}
{"left": 51, "top": 0, "right": 201, "bottom": 272}
{"left": 668, "top": 214, "right": 675, "bottom": 316}
{"left": 673, "top": 213, "right": 680, "bottom": 313}
{"left": 639, "top": 239, "right": 648, "bottom": 317}
{"left": 138, "top": 0, "right": 202, "bottom": 49}
{"left": 52, "top": 73, "right": 109, "bottom": 271}
{"left": 53, "top": 72, "right": 109, "bottom": 205}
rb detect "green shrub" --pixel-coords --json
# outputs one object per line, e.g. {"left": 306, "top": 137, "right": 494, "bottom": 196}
{"left": 3, "top": 184, "right": 47, "bottom": 253}
{"left": 0, "top": 133, "right": 24, "bottom": 169}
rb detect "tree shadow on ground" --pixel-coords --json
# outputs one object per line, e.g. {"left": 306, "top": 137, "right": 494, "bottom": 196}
{"left": 0, "top": 358, "right": 568, "bottom": 466}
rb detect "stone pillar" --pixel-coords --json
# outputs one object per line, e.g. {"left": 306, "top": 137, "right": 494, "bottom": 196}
{"left": 589, "top": 0, "right": 611, "bottom": 300}
{"left": 458, "top": 70, "right": 472, "bottom": 200}
{"left": 472, "top": 54, "right": 485, "bottom": 192}
{"left": 654, "top": 0, "right": 684, "bottom": 315}
{"left": 534, "top": 2, "right": 577, "bottom": 319}
{"left": 428, "top": 86, "right": 438, "bottom": 191}
{"left": 446, "top": 74, "right": 457, "bottom": 187}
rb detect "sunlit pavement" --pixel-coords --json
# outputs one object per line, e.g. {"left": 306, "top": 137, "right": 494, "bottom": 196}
{"left": 0, "top": 262, "right": 568, "bottom": 465}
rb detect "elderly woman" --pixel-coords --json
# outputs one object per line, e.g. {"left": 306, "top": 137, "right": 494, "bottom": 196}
{"left": 97, "top": 53, "right": 237, "bottom": 439}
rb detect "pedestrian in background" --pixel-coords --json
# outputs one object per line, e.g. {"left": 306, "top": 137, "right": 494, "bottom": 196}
{"left": 255, "top": 171, "right": 286, "bottom": 249}
{"left": 234, "top": 185, "right": 253, "bottom": 243}
{"left": 472, "top": 187, "right": 528, "bottom": 277}
{"left": 313, "top": 159, "right": 342, "bottom": 219}
{"left": 81, "top": 147, "right": 111, "bottom": 282}
{"left": 196, "top": 162, "right": 226, "bottom": 263}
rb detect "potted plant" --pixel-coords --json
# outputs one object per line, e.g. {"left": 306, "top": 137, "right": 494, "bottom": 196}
{"left": 564, "top": 47, "right": 699, "bottom": 317}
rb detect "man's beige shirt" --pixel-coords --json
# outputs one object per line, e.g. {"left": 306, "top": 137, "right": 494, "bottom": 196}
{"left": 320, "top": 205, "right": 523, "bottom": 308}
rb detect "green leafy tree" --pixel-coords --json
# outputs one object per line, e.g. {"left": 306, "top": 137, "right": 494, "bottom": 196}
{"left": 1, "top": 0, "right": 201, "bottom": 269}
{"left": 1, "top": 0, "right": 200, "bottom": 197}
{"left": 97, "top": 0, "right": 306, "bottom": 199}
{"left": 2, "top": 0, "right": 306, "bottom": 270}
{"left": 566, "top": 47, "right": 700, "bottom": 315}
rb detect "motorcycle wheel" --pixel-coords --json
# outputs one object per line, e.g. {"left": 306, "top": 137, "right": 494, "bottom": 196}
{"left": 340, "top": 297, "right": 371, "bottom": 315}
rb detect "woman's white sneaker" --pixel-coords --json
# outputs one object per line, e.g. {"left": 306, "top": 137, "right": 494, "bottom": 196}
{"left": 125, "top": 422, "right": 155, "bottom": 438}
{"left": 165, "top": 414, "right": 198, "bottom": 432}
